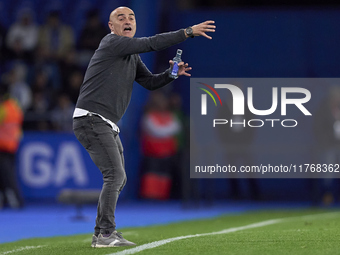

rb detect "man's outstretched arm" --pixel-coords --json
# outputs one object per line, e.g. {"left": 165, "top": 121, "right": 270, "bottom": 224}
{"left": 109, "top": 20, "right": 216, "bottom": 57}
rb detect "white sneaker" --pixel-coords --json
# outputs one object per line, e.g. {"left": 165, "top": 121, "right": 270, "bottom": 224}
{"left": 96, "top": 231, "right": 136, "bottom": 248}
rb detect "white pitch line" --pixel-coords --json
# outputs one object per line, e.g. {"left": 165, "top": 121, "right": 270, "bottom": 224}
{"left": 107, "top": 211, "right": 340, "bottom": 255}
{"left": 0, "top": 245, "right": 45, "bottom": 255}
{"left": 107, "top": 219, "right": 281, "bottom": 255}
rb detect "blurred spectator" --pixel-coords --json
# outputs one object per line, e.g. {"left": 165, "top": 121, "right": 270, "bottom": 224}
{"left": 78, "top": 9, "right": 108, "bottom": 67}
{"left": 313, "top": 86, "right": 340, "bottom": 204}
{"left": 2, "top": 63, "right": 32, "bottom": 112}
{"left": 38, "top": 10, "right": 75, "bottom": 62}
{"left": 0, "top": 82, "right": 24, "bottom": 209}
{"left": 139, "top": 91, "right": 182, "bottom": 200}
{"left": 5, "top": 8, "right": 38, "bottom": 62}
{"left": 51, "top": 93, "right": 74, "bottom": 132}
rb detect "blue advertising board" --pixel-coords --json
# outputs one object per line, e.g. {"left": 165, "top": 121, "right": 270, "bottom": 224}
{"left": 17, "top": 132, "right": 103, "bottom": 199}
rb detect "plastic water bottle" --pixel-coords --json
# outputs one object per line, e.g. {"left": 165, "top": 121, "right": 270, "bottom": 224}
{"left": 169, "top": 49, "right": 182, "bottom": 79}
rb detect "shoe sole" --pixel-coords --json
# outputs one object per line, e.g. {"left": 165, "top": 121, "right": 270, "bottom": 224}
{"left": 95, "top": 244, "right": 119, "bottom": 248}
{"left": 95, "top": 243, "right": 136, "bottom": 248}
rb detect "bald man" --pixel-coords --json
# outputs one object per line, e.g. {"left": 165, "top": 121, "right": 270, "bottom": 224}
{"left": 73, "top": 6, "right": 215, "bottom": 248}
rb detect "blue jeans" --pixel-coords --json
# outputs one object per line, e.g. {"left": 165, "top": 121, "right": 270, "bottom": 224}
{"left": 73, "top": 114, "right": 126, "bottom": 235}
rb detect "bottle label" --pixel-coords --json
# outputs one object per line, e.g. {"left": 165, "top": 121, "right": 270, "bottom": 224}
{"left": 171, "top": 62, "right": 179, "bottom": 76}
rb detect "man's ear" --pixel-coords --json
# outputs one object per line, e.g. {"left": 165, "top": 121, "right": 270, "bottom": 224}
{"left": 108, "top": 21, "right": 114, "bottom": 32}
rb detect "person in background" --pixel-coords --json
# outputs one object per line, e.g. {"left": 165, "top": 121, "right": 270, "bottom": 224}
{"left": 140, "top": 91, "right": 182, "bottom": 200}
{"left": 3, "top": 63, "right": 32, "bottom": 112}
{"left": 38, "top": 10, "right": 75, "bottom": 62}
{"left": 6, "top": 8, "right": 38, "bottom": 62}
{"left": 0, "top": 82, "right": 24, "bottom": 209}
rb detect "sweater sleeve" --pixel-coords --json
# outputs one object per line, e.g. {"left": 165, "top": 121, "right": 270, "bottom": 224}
{"left": 135, "top": 55, "right": 175, "bottom": 91}
{"left": 109, "top": 29, "right": 187, "bottom": 56}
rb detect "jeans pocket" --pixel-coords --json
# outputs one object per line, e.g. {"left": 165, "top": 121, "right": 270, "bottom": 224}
{"left": 74, "top": 126, "right": 91, "bottom": 149}
{"left": 92, "top": 122, "right": 116, "bottom": 147}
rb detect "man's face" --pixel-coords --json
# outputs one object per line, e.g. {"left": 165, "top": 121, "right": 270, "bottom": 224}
{"left": 108, "top": 7, "right": 136, "bottom": 38}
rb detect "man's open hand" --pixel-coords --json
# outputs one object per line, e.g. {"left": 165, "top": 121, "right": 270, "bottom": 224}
{"left": 191, "top": 20, "right": 216, "bottom": 39}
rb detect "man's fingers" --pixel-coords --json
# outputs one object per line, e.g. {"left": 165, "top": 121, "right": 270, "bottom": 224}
{"left": 202, "top": 21, "right": 216, "bottom": 29}
{"left": 202, "top": 24, "right": 215, "bottom": 33}
{"left": 203, "top": 20, "right": 215, "bottom": 25}
{"left": 177, "top": 64, "right": 192, "bottom": 77}
{"left": 201, "top": 32, "right": 212, "bottom": 39}
{"left": 192, "top": 20, "right": 215, "bottom": 39}
{"left": 204, "top": 25, "right": 216, "bottom": 29}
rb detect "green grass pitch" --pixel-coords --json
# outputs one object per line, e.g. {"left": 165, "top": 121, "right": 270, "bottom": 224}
{"left": 1, "top": 209, "right": 339, "bottom": 255}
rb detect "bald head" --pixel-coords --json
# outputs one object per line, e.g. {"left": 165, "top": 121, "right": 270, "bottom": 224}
{"left": 108, "top": 6, "right": 136, "bottom": 38}
{"left": 109, "top": 7, "right": 134, "bottom": 21}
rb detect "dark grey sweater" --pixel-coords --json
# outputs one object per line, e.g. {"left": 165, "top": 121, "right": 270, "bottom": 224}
{"left": 76, "top": 29, "right": 187, "bottom": 124}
